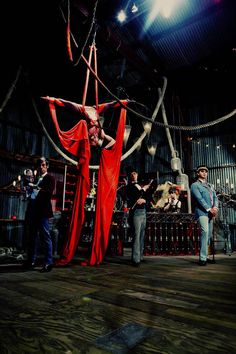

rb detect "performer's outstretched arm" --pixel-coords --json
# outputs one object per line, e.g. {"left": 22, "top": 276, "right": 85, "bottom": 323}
{"left": 97, "top": 99, "right": 129, "bottom": 114}
{"left": 42, "top": 96, "right": 84, "bottom": 114}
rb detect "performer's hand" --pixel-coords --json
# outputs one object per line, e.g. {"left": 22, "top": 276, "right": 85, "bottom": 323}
{"left": 137, "top": 198, "right": 146, "bottom": 205}
{"left": 41, "top": 96, "right": 64, "bottom": 106}
{"left": 41, "top": 96, "right": 53, "bottom": 102}
{"left": 212, "top": 206, "right": 219, "bottom": 216}
{"left": 164, "top": 202, "right": 171, "bottom": 210}
{"left": 209, "top": 207, "right": 218, "bottom": 217}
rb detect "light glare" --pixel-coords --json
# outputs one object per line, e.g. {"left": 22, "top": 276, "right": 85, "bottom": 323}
{"left": 117, "top": 9, "right": 126, "bottom": 23}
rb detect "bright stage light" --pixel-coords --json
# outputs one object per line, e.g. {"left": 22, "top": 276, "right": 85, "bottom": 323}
{"left": 145, "top": 0, "right": 186, "bottom": 30}
{"left": 131, "top": 3, "right": 138, "bottom": 13}
{"left": 117, "top": 9, "right": 127, "bottom": 23}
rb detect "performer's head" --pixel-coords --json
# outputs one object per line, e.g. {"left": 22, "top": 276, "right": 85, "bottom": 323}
{"left": 196, "top": 165, "right": 208, "bottom": 180}
{"left": 88, "top": 127, "right": 103, "bottom": 147}
{"left": 169, "top": 187, "right": 179, "bottom": 200}
{"left": 127, "top": 167, "right": 138, "bottom": 183}
{"left": 24, "top": 169, "right": 33, "bottom": 177}
{"left": 23, "top": 169, "right": 34, "bottom": 185}
{"left": 36, "top": 156, "right": 49, "bottom": 175}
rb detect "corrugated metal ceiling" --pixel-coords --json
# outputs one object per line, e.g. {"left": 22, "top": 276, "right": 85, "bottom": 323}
{"left": 1, "top": 0, "right": 235, "bottom": 102}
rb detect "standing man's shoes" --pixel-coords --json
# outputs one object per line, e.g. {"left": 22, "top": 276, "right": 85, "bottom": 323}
{"left": 40, "top": 264, "right": 53, "bottom": 273}
{"left": 198, "top": 260, "right": 207, "bottom": 266}
{"left": 207, "top": 258, "right": 216, "bottom": 264}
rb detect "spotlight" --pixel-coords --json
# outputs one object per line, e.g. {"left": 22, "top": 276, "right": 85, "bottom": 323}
{"left": 117, "top": 9, "right": 126, "bottom": 23}
{"left": 131, "top": 3, "right": 138, "bottom": 13}
{"left": 148, "top": 144, "right": 157, "bottom": 157}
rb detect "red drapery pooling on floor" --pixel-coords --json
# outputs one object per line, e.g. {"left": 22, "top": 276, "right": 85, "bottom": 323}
{"left": 46, "top": 99, "right": 128, "bottom": 265}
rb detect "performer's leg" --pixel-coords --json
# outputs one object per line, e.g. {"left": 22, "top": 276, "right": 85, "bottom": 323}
{"left": 132, "top": 210, "right": 144, "bottom": 264}
{"left": 27, "top": 222, "right": 39, "bottom": 265}
{"left": 207, "top": 217, "right": 215, "bottom": 263}
{"left": 198, "top": 215, "right": 209, "bottom": 262}
{"left": 40, "top": 217, "right": 53, "bottom": 266}
{"left": 139, "top": 212, "right": 147, "bottom": 261}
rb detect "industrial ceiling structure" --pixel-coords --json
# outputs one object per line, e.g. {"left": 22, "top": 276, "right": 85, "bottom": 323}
{"left": 1, "top": 0, "right": 236, "bottom": 134}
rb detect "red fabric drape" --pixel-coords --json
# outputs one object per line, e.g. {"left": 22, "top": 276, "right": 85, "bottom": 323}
{"left": 46, "top": 99, "right": 127, "bottom": 266}
{"left": 89, "top": 106, "right": 127, "bottom": 265}
{"left": 66, "top": 22, "right": 73, "bottom": 62}
{"left": 48, "top": 101, "right": 89, "bottom": 156}
{"left": 48, "top": 102, "right": 90, "bottom": 265}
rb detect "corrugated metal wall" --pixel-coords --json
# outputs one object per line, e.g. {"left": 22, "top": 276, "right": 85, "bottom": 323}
{"left": 0, "top": 96, "right": 66, "bottom": 249}
{"left": 1, "top": 83, "right": 235, "bottom": 250}
{"left": 143, "top": 102, "right": 236, "bottom": 241}
{"left": 191, "top": 134, "right": 236, "bottom": 225}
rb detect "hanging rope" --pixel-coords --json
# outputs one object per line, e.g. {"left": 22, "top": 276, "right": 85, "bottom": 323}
{"left": 66, "top": 0, "right": 73, "bottom": 61}
{"left": 59, "top": 6, "right": 78, "bottom": 49}
{"left": 60, "top": 0, "right": 98, "bottom": 67}
{"left": 93, "top": 42, "right": 99, "bottom": 110}
{"left": 0, "top": 65, "right": 22, "bottom": 113}
{"left": 82, "top": 43, "right": 94, "bottom": 107}
{"left": 60, "top": 2, "right": 236, "bottom": 131}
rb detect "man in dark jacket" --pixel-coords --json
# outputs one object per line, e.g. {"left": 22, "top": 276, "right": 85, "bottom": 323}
{"left": 23, "top": 157, "right": 55, "bottom": 272}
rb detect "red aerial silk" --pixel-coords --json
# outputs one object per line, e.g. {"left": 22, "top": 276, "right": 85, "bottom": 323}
{"left": 48, "top": 101, "right": 90, "bottom": 265}
{"left": 46, "top": 99, "right": 127, "bottom": 266}
{"left": 66, "top": 20, "right": 73, "bottom": 62}
{"left": 89, "top": 105, "right": 127, "bottom": 265}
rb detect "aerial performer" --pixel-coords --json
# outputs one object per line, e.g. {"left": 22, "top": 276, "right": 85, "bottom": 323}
{"left": 42, "top": 95, "right": 128, "bottom": 266}
{"left": 40, "top": 10, "right": 131, "bottom": 266}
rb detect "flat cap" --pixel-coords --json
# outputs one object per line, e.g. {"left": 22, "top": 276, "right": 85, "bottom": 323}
{"left": 196, "top": 165, "right": 208, "bottom": 172}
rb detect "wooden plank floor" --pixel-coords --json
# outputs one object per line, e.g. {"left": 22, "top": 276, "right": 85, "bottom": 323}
{"left": 0, "top": 253, "right": 236, "bottom": 354}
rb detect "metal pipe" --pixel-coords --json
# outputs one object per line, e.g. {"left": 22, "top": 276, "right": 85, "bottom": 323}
{"left": 62, "top": 164, "right": 68, "bottom": 211}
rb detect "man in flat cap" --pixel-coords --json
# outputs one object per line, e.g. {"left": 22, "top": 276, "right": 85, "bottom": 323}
{"left": 191, "top": 165, "right": 218, "bottom": 265}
